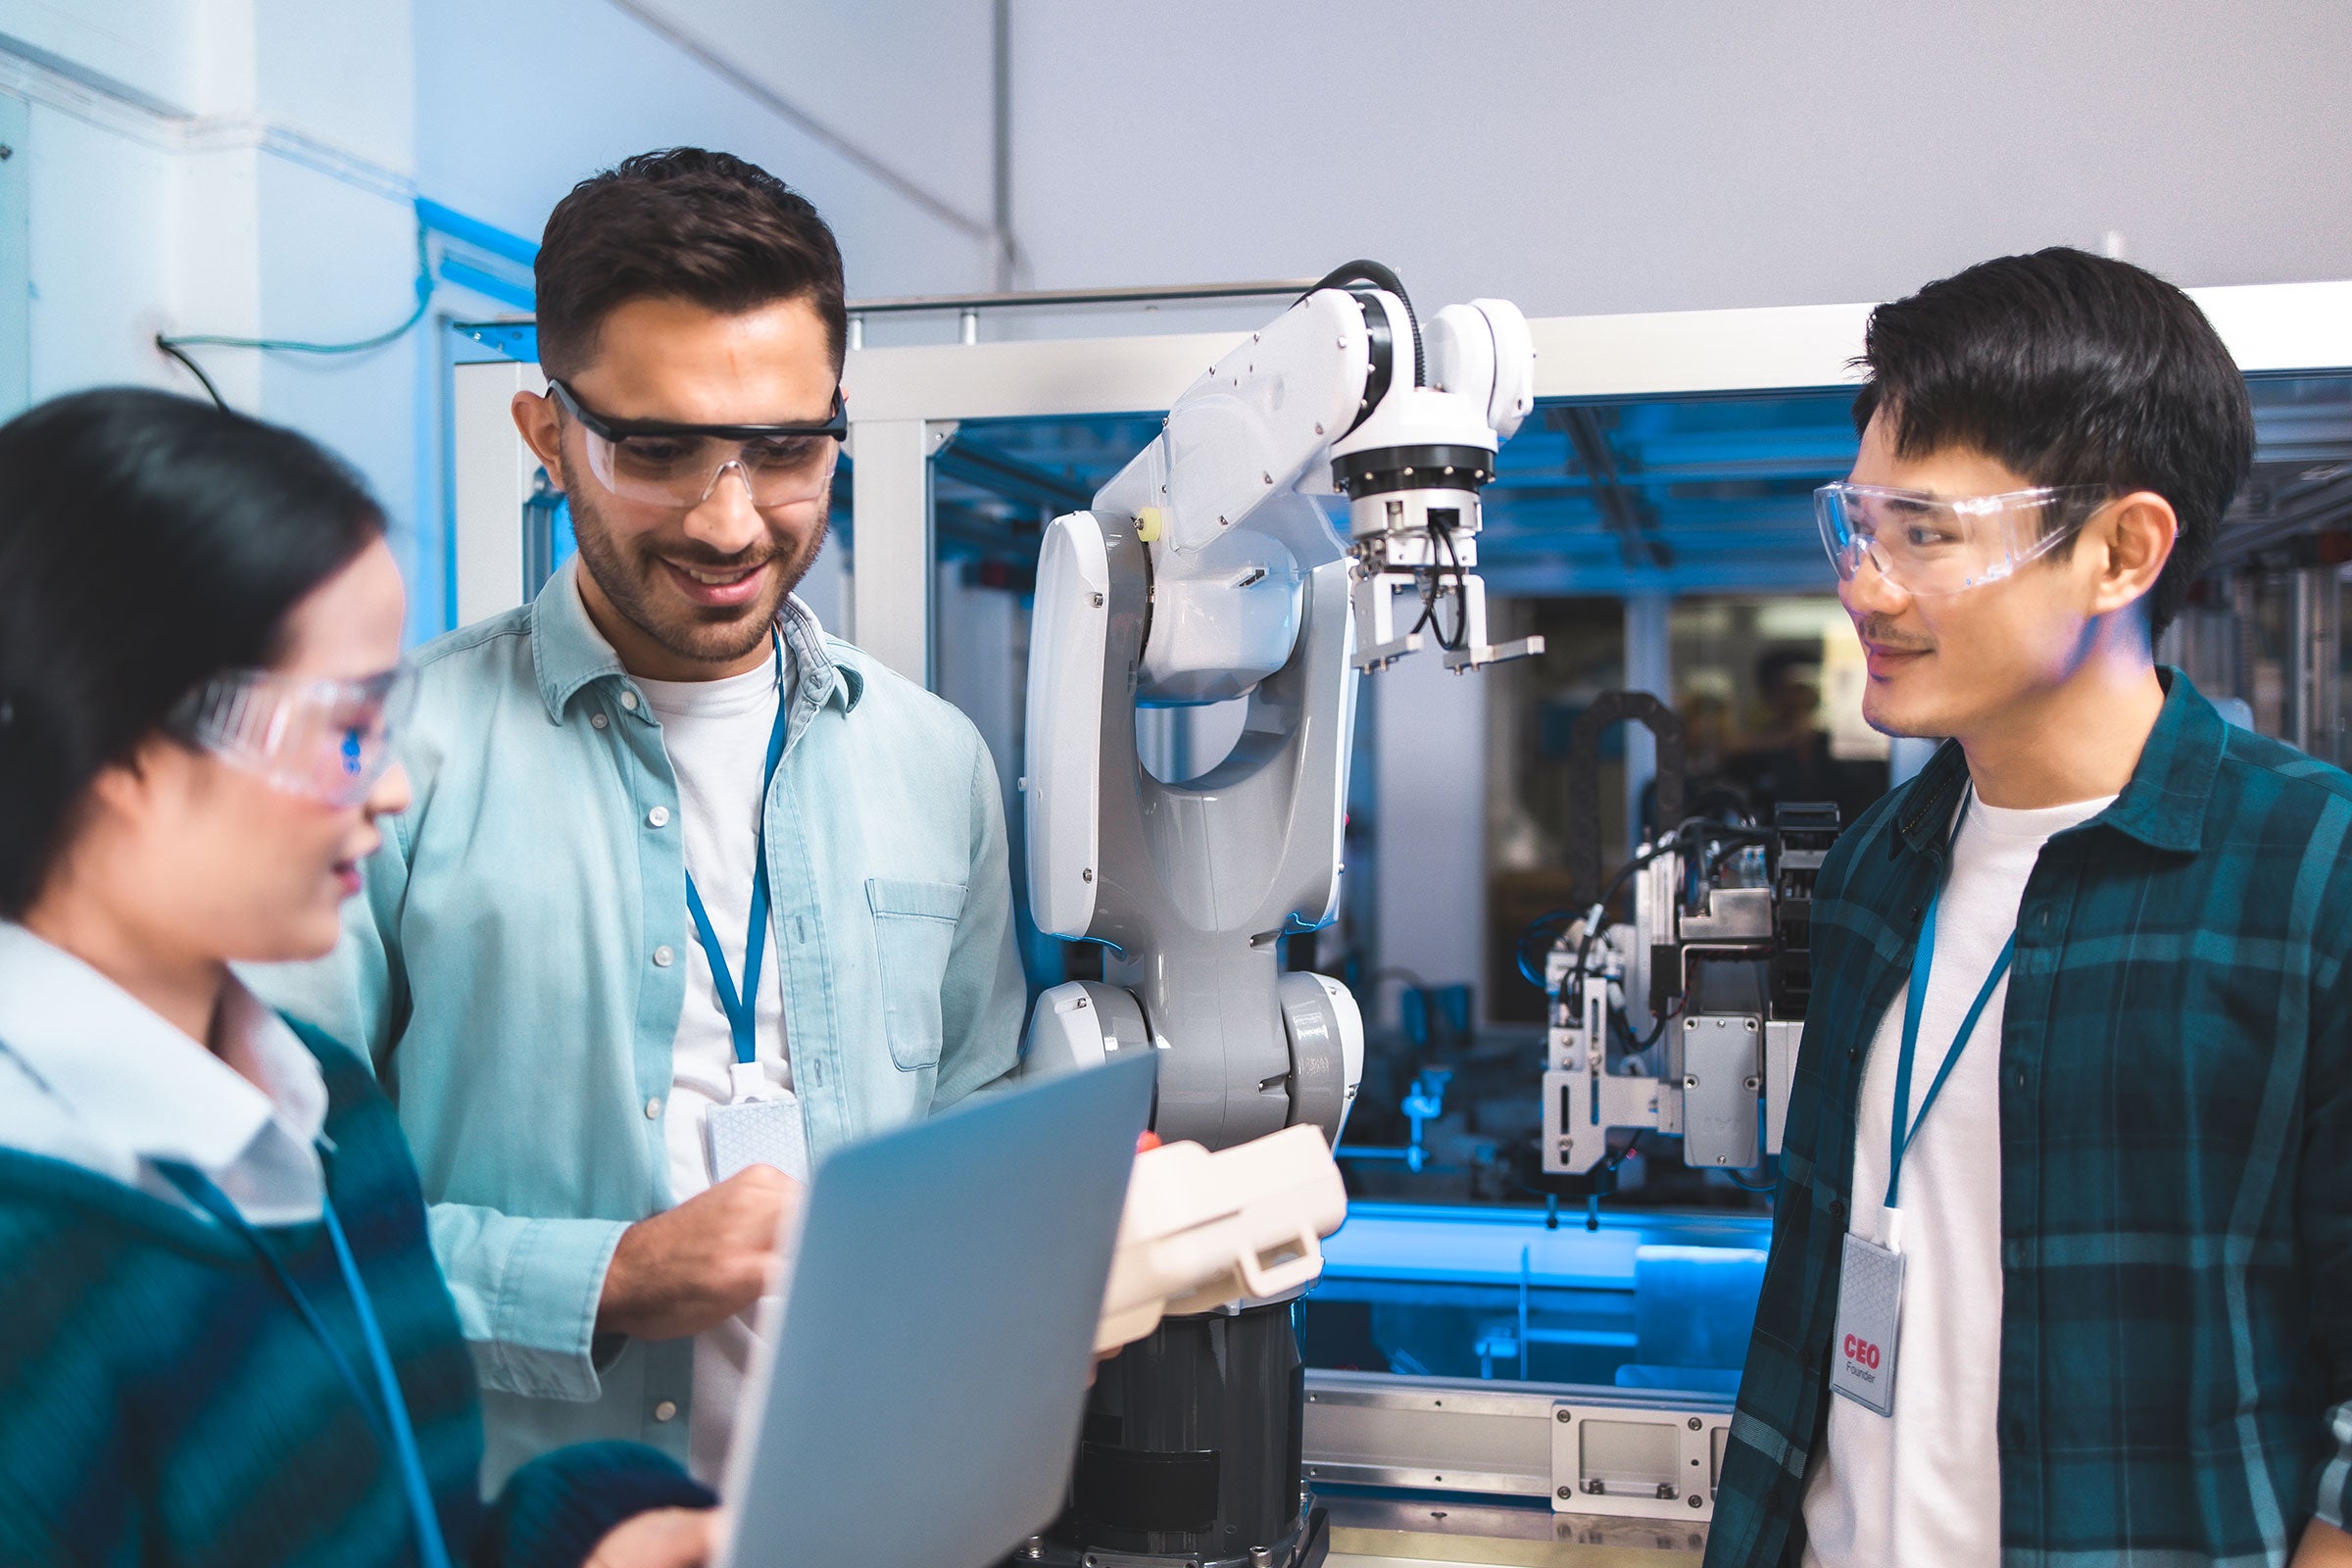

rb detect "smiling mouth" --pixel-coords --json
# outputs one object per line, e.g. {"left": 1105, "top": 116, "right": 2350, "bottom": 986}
{"left": 674, "top": 563, "right": 759, "bottom": 585}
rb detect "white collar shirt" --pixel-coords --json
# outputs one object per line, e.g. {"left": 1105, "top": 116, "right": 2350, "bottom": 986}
{"left": 0, "top": 921, "right": 329, "bottom": 1226}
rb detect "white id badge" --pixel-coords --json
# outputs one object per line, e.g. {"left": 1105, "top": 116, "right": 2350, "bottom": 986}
{"left": 1829, "top": 1229, "right": 1906, "bottom": 1416}
{"left": 707, "top": 1087, "right": 809, "bottom": 1185}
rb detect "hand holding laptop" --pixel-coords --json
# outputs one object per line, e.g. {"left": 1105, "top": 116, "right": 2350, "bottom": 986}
{"left": 598, "top": 1164, "right": 809, "bottom": 1341}
{"left": 583, "top": 1505, "right": 722, "bottom": 1568}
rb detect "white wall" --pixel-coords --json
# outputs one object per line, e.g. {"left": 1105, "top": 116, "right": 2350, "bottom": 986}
{"left": 411, "top": 0, "right": 995, "bottom": 302}
{"left": 1008, "top": 0, "right": 2352, "bottom": 314}
{"left": 2, "top": 0, "right": 1002, "bottom": 646}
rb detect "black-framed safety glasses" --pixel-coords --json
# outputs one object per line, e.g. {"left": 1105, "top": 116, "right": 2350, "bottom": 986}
{"left": 548, "top": 378, "right": 846, "bottom": 509}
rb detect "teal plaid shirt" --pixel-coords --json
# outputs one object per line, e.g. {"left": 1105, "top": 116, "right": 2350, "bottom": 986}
{"left": 1706, "top": 671, "right": 2352, "bottom": 1568}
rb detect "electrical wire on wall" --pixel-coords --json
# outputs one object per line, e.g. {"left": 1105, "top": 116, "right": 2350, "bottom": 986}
{"left": 154, "top": 221, "right": 436, "bottom": 410}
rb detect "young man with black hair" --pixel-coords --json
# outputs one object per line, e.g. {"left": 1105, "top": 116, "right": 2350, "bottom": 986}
{"left": 1704, "top": 249, "right": 2352, "bottom": 1568}
{"left": 256, "top": 149, "right": 1025, "bottom": 1488}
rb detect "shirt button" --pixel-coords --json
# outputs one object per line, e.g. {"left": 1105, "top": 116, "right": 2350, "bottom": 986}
{"left": 620, "top": 690, "right": 640, "bottom": 711}
{"left": 590, "top": 712, "right": 609, "bottom": 730}
{"left": 654, "top": 1400, "right": 677, "bottom": 1423}
{"left": 648, "top": 806, "right": 671, "bottom": 828}
{"left": 653, "top": 945, "right": 674, "bottom": 967}
{"left": 645, "top": 1096, "right": 662, "bottom": 1119}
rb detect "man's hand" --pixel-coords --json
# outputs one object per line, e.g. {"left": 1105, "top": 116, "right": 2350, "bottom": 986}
{"left": 584, "top": 1506, "right": 720, "bottom": 1568}
{"left": 2293, "top": 1518, "right": 2352, "bottom": 1566}
{"left": 598, "top": 1165, "right": 805, "bottom": 1342}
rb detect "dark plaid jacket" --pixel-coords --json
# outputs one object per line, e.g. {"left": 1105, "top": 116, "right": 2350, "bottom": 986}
{"left": 1705, "top": 671, "right": 2352, "bottom": 1568}
{"left": 0, "top": 1021, "right": 711, "bottom": 1568}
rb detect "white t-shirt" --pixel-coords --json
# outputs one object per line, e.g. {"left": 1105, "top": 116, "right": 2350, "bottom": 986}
{"left": 639, "top": 650, "right": 801, "bottom": 1485}
{"left": 1800, "top": 788, "right": 2113, "bottom": 1568}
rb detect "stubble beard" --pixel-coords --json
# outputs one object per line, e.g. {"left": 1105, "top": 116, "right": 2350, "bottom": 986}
{"left": 562, "top": 454, "right": 829, "bottom": 668}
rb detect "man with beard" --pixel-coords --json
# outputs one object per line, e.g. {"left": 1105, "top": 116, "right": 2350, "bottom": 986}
{"left": 255, "top": 149, "right": 1024, "bottom": 1489}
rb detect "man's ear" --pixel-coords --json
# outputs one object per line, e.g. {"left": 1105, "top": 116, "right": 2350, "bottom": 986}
{"left": 2088, "top": 490, "right": 2177, "bottom": 620}
{"left": 512, "top": 389, "right": 566, "bottom": 490}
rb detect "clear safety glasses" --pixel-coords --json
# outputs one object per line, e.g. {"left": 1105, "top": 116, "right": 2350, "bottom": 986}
{"left": 549, "top": 379, "right": 845, "bottom": 510}
{"left": 1814, "top": 481, "right": 2115, "bottom": 597}
{"left": 169, "top": 664, "right": 417, "bottom": 808}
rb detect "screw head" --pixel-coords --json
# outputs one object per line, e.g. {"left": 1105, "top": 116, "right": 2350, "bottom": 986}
{"left": 1556, "top": 1407, "right": 1573, "bottom": 1423}
{"left": 1688, "top": 1416, "right": 1702, "bottom": 1430}
{"left": 1689, "top": 1494, "right": 1704, "bottom": 1509}
{"left": 1557, "top": 1486, "right": 1572, "bottom": 1499}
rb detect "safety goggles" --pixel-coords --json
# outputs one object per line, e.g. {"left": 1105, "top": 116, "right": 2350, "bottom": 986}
{"left": 1814, "top": 481, "right": 2114, "bottom": 597}
{"left": 549, "top": 379, "right": 845, "bottom": 510}
{"left": 169, "top": 664, "right": 417, "bottom": 808}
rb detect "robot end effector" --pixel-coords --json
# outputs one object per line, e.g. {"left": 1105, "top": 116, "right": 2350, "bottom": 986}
{"left": 1327, "top": 270, "right": 1546, "bottom": 674}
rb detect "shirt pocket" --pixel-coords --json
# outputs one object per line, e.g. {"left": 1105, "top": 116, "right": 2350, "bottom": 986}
{"left": 866, "top": 877, "right": 968, "bottom": 1070}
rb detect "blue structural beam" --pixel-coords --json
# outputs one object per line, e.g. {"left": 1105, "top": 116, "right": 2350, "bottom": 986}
{"left": 416, "top": 198, "right": 538, "bottom": 266}
{"left": 438, "top": 256, "right": 532, "bottom": 312}
{"left": 417, "top": 197, "right": 538, "bottom": 315}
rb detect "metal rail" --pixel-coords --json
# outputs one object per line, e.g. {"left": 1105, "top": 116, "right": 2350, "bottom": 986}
{"left": 1301, "top": 1370, "right": 1735, "bottom": 1526}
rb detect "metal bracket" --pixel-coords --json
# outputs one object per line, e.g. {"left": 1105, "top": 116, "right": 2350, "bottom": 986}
{"left": 1550, "top": 1400, "right": 1729, "bottom": 1521}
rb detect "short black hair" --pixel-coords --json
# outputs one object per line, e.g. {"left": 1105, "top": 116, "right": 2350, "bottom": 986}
{"left": 1851, "top": 247, "right": 2253, "bottom": 638}
{"left": 0, "top": 388, "right": 385, "bottom": 917}
{"left": 535, "top": 148, "right": 848, "bottom": 380}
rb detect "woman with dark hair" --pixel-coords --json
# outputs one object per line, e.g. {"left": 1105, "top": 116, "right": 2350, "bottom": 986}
{"left": 0, "top": 388, "right": 718, "bottom": 1568}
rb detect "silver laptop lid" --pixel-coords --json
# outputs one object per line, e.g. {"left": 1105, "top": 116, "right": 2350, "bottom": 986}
{"left": 720, "top": 1054, "right": 1155, "bottom": 1568}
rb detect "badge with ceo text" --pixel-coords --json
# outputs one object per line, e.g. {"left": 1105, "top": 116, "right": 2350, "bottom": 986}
{"left": 1829, "top": 1227, "right": 1905, "bottom": 1416}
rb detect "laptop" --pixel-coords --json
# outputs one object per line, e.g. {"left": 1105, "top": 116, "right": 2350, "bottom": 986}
{"left": 717, "top": 1054, "right": 1156, "bottom": 1568}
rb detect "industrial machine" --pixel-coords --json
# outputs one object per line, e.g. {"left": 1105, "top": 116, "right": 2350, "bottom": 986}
{"left": 1532, "top": 693, "right": 1838, "bottom": 1188}
{"left": 1018, "top": 263, "right": 1542, "bottom": 1568}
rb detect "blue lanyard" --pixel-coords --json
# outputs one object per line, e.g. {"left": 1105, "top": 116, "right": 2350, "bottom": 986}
{"left": 157, "top": 1158, "right": 453, "bottom": 1568}
{"left": 682, "top": 637, "right": 792, "bottom": 1067}
{"left": 1886, "top": 797, "right": 2015, "bottom": 1211}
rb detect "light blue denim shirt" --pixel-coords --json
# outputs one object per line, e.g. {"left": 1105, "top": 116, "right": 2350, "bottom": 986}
{"left": 248, "top": 563, "right": 1024, "bottom": 1485}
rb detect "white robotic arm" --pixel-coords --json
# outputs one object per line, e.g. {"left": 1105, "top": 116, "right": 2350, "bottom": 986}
{"left": 1023, "top": 267, "right": 1542, "bottom": 1153}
